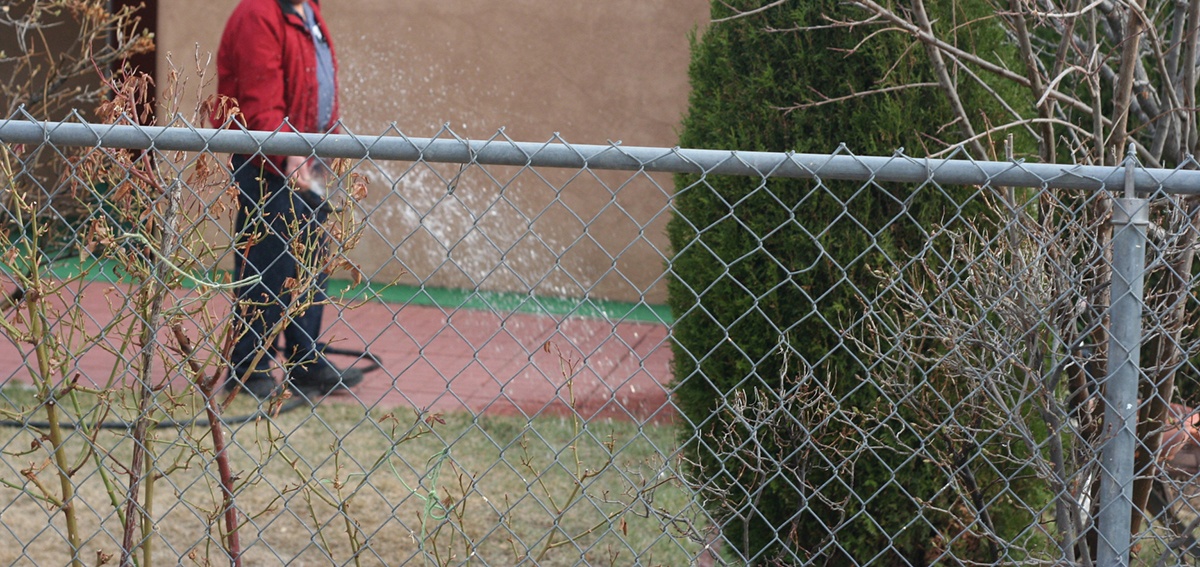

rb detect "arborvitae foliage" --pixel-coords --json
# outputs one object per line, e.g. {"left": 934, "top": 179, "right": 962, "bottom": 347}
{"left": 669, "top": 1, "right": 1035, "bottom": 563}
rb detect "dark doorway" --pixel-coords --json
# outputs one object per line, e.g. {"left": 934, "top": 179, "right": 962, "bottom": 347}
{"left": 111, "top": 0, "right": 158, "bottom": 122}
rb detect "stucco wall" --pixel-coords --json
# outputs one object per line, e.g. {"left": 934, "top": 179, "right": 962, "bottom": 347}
{"left": 157, "top": 0, "right": 709, "bottom": 304}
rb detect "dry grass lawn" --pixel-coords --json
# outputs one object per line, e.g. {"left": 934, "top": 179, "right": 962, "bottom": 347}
{"left": 0, "top": 385, "right": 703, "bottom": 566}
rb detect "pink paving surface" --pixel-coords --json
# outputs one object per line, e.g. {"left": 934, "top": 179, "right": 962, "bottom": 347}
{"left": 0, "top": 281, "right": 677, "bottom": 422}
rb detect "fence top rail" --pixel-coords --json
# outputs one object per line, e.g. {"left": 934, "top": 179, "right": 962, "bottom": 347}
{"left": 3, "top": 118, "right": 1200, "bottom": 194}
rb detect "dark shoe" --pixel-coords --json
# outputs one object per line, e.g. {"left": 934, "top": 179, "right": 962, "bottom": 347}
{"left": 288, "top": 360, "right": 364, "bottom": 397}
{"left": 224, "top": 369, "right": 277, "bottom": 400}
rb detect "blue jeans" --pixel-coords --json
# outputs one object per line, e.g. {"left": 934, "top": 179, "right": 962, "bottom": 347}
{"left": 229, "top": 155, "right": 330, "bottom": 376}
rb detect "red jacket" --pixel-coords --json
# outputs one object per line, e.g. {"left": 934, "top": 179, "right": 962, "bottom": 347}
{"left": 213, "top": 0, "right": 340, "bottom": 170}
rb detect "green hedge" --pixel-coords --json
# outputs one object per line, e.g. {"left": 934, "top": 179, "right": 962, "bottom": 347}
{"left": 668, "top": 1, "right": 1037, "bottom": 563}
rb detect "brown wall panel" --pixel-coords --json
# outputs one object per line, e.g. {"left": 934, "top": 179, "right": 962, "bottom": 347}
{"left": 158, "top": 0, "right": 709, "bottom": 304}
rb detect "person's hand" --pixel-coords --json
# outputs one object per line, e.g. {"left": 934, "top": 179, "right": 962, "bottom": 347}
{"left": 284, "top": 155, "right": 313, "bottom": 191}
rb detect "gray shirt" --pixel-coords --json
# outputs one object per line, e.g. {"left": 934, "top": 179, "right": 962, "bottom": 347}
{"left": 302, "top": 2, "right": 335, "bottom": 131}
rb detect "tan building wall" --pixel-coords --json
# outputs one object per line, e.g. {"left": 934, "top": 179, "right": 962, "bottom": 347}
{"left": 157, "top": 0, "right": 709, "bottom": 304}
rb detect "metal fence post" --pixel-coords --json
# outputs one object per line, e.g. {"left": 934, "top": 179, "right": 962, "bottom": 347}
{"left": 1095, "top": 173, "right": 1149, "bottom": 566}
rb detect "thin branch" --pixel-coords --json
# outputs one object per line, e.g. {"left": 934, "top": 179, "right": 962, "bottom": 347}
{"left": 1010, "top": 0, "right": 1057, "bottom": 162}
{"left": 713, "top": 0, "right": 790, "bottom": 23}
{"left": 777, "top": 82, "right": 939, "bottom": 113}
{"left": 1049, "top": 0, "right": 1083, "bottom": 89}
{"left": 1036, "top": 65, "right": 1088, "bottom": 109}
{"left": 1031, "top": 0, "right": 1109, "bottom": 19}
{"left": 911, "top": 0, "right": 988, "bottom": 159}
{"left": 953, "top": 59, "right": 1043, "bottom": 141}
{"left": 925, "top": 117, "right": 1095, "bottom": 159}
{"left": 852, "top": 0, "right": 1032, "bottom": 86}
{"left": 170, "top": 323, "right": 242, "bottom": 566}
{"left": 851, "top": 0, "right": 1101, "bottom": 120}
{"left": 1107, "top": 0, "right": 1149, "bottom": 157}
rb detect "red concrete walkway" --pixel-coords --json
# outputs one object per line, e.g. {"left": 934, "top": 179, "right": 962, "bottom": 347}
{"left": 0, "top": 281, "right": 676, "bottom": 422}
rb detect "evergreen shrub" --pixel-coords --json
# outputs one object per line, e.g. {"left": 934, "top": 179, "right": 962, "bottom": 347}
{"left": 668, "top": 1, "right": 1042, "bottom": 563}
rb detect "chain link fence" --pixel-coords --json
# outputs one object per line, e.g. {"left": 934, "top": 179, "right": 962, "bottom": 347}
{"left": 2, "top": 112, "right": 1200, "bottom": 565}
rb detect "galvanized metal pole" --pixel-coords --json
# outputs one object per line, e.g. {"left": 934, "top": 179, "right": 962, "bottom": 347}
{"left": 1094, "top": 158, "right": 1148, "bottom": 566}
{"left": 4, "top": 119, "right": 1200, "bottom": 193}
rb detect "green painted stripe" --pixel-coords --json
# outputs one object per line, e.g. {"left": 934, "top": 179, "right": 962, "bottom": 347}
{"left": 36, "top": 258, "right": 673, "bottom": 324}
{"left": 326, "top": 280, "right": 673, "bottom": 324}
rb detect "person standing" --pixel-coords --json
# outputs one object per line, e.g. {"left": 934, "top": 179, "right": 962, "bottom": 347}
{"left": 212, "top": 0, "right": 362, "bottom": 399}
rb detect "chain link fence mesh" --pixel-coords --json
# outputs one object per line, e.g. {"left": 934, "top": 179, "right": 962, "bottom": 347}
{"left": 2, "top": 112, "right": 1200, "bottom": 565}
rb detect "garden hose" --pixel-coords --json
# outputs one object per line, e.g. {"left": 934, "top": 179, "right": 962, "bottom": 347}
{"left": 0, "top": 343, "right": 383, "bottom": 431}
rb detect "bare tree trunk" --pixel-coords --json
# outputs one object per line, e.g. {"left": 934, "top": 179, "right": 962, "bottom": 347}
{"left": 1109, "top": 0, "right": 1149, "bottom": 157}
